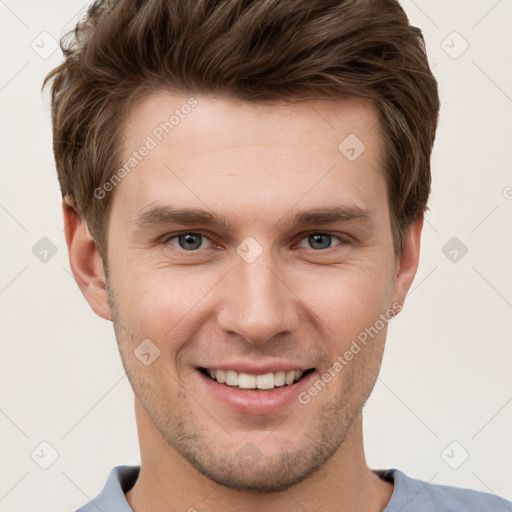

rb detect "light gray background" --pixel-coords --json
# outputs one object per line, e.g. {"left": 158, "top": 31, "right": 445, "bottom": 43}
{"left": 1, "top": 1, "right": 511, "bottom": 510}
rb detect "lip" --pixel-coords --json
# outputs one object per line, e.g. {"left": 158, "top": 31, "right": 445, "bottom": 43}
{"left": 196, "top": 367, "right": 317, "bottom": 415}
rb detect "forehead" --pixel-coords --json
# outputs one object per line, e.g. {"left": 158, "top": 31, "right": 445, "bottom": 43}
{"left": 112, "top": 92, "right": 386, "bottom": 227}
{"left": 124, "top": 92, "right": 379, "bottom": 153}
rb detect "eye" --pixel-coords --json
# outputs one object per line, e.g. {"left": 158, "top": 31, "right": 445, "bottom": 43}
{"left": 296, "top": 233, "right": 346, "bottom": 250}
{"left": 164, "top": 232, "right": 213, "bottom": 251}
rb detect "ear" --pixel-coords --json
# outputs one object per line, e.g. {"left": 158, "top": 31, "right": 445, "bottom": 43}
{"left": 62, "top": 198, "right": 112, "bottom": 321}
{"left": 391, "top": 215, "right": 424, "bottom": 309}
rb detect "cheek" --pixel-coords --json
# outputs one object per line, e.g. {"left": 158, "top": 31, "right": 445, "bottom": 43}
{"left": 113, "top": 264, "right": 219, "bottom": 346}
{"left": 291, "top": 262, "right": 393, "bottom": 348}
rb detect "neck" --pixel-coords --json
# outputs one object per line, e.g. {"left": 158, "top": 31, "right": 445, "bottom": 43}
{"left": 125, "top": 397, "right": 393, "bottom": 512}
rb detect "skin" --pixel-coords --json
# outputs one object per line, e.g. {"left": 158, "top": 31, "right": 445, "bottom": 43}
{"left": 64, "top": 92, "right": 423, "bottom": 511}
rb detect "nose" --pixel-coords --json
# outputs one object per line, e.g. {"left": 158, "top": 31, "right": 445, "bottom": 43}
{"left": 216, "top": 249, "right": 300, "bottom": 345}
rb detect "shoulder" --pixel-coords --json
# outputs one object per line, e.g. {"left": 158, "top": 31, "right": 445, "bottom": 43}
{"left": 74, "top": 465, "right": 140, "bottom": 512}
{"left": 380, "top": 468, "right": 511, "bottom": 512}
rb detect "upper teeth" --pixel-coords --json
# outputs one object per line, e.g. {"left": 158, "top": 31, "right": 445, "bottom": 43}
{"left": 206, "top": 369, "right": 304, "bottom": 389}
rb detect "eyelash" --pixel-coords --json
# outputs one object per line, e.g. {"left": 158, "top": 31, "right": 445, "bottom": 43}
{"left": 161, "top": 231, "right": 351, "bottom": 253}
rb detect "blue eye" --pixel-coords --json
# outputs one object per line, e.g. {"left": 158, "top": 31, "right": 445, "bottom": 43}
{"left": 166, "top": 233, "right": 212, "bottom": 251}
{"left": 297, "top": 233, "right": 343, "bottom": 250}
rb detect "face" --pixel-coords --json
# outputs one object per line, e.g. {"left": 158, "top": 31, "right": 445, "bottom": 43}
{"left": 99, "top": 93, "right": 413, "bottom": 492}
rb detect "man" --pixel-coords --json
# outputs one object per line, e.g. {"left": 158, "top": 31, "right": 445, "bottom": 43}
{"left": 43, "top": 0, "right": 511, "bottom": 510}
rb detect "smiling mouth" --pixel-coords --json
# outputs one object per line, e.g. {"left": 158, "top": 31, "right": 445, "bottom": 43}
{"left": 198, "top": 367, "right": 315, "bottom": 391}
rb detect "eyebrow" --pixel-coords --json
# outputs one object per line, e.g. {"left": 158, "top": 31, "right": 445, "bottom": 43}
{"left": 132, "top": 204, "right": 373, "bottom": 232}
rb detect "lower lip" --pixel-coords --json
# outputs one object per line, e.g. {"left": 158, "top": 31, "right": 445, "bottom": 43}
{"left": 197, "top": 369, "right": 317, "bottom": 415}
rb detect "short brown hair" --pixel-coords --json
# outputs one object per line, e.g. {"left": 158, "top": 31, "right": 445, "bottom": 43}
{"left": 43, "top": 0, "right": 439, "bottom": 261}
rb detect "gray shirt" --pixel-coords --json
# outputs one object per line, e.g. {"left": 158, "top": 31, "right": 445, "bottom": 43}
{"left": 75, "top": 465, "right": 511, "bottom": 511}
